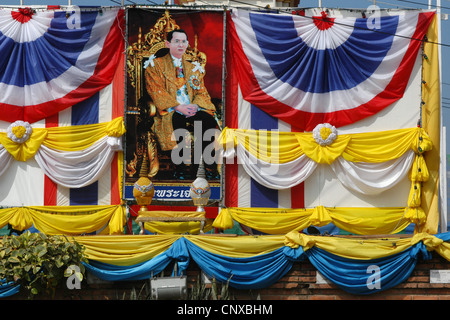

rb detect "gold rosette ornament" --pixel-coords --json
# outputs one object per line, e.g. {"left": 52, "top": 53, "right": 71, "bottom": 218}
{"left": 0, "top": 120, "right": 47, "bottom": 161}
{"left": 296, "top": 123, "right": 350, "bottom": 164}
{"left": 7, "top": 120, "right": 32, "bottom": 144}
{"left": 313, "top": 123, "right": 337, "bottom": 146}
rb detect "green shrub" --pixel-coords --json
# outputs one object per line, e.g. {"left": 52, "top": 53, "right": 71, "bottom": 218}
{"left": 0, "top": 231, "right": 87, "bottom": 298}
{"left": 189, "top": 275, "right": 233, "bottom": 300}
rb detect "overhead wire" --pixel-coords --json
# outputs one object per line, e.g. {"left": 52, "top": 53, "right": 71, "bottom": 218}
{"left": 393, "top": 0, "right": 450, "bottom": 11}
{"left": 0, "top": 1, "right": 449, "bottom": 50}
{"left": 367, "top": 0, "right": 416, "bottom": 9}
{"left": 225, "top": 0, "right": 450, "bottom": 48}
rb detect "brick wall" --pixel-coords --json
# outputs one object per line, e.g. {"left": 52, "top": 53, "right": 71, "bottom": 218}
{"left": 4, "top": 252, "right": 450, "bottom": 300}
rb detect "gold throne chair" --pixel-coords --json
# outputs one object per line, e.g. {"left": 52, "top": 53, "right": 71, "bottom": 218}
{"left": 126, "top": 10, "right": 208, "bottom": 179}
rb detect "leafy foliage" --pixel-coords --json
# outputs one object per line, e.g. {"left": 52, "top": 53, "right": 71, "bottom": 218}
{"left": 189, "top": 275, "right": 233, "bottom": 300}
{"left": 0, "top": 231, "right": 88, "bottom": 298}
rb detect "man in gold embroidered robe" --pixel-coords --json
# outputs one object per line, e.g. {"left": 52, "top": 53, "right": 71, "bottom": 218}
{"left": 145, "top": 29, "right": 218, "bottom": 179}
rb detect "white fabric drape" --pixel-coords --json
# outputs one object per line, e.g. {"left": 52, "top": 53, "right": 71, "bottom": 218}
{"left": 34, "top": 136, "right": 122, "bottom": 188}
{"left": 233, "top": 144, "right": 317, "bottom": 190}
{"left": 330, "top": 150, "right": 415, "bottom": 195}
{"left": 226, "top": 145, "right": 416, "bottom": 195}
{"left": 0, "top": 146, "right": 14, "bottom": 177}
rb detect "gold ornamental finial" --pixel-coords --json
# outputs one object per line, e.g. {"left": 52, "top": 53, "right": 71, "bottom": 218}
{"left": 139, "top": 154, "right": 149, "bottom": 177}
{"left": 133, "top": 154, "right": 154, "bottom": 212}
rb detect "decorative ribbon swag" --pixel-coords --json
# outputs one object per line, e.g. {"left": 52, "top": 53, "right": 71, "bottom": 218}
{"left": 0, "top": 117, "right": 126, "bottom": 188}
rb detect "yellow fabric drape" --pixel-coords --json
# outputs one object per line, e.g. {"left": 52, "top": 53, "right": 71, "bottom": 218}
{"left": 106, "top": 116, "right": 127, "bottom": 137}
{"left": 219, "top": 128, "right": 304, "bottom": 163}
{"left": 42, "top": 116, "right": 126, "bottom": 151}
{"left": 117, "top": 150, "right": 124, "bottom": 204}
{"left": 284, "top": 231, "right": 412, "bottom": 260}
{"left": 421, "top": 15, "right": 441, "bottom": 234}
{"left": 296, "top": 134, "right": 351, "bottom": 164}
{"left": 213, "top": 207, "right": 311, "bottom": 234}
{"left": 213, "top": 206, "right": 416, "bottom": 235}
{"left": 340, "top": 128, "right": 431, "bottom": 162}
{"left": 137, "top": 210, "right": 213, "bottom": 234}
{"left": 218, "top": 126, "right": 431, "bottom": 164}
{"left": 0, "top": 117, "right": 126, "bottom": 161}
{"left": 71, "top": 234, "right": 286, "bottom": 265}
{"left": 0, "top": 205, "right": 126, "bottom": 235}
{"left": 143, "top": 220, "right": 214, "bottom": 235}
{"left": 284, "top": 231, "right": 447, "bottom": 261}
{"left": 185, "top": 234, "right": 286, "bottom": 258}
{"left": 72, "top": 235, "right": 181, "bottom": 266}
{"left": 3, "top": 207, "right": 34, "bottom": 231}
{"left": 65, "top": 232, "right": 450, "bottom": 266}
{"left": 0, "top": 129, "right": 48, "bottom": 161}
{"left": 217, "top": 106, "right": 435, "bottom": 234}
{"left": 410, "top": 154, "right": 430, "bottom": 182}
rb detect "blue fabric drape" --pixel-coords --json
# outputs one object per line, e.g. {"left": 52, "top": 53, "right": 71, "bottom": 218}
{"left": 435, "top": 232, "right": 450, "bottom": 242}
{"left": 82, "top": 238, "right": 303, "bottom": 289}
{"left": 83, "top": 238, "right": 190, "bottom": 281}
{"left": 184, "top": 240, "right": 304, "bottom": 289}
{"left": 249, "top": 13, "right": 399, "bottom": 93}
{"left": 80, "top": 236, "right": 436, "bottom": 295}
{"left": 0, "top": 280, "right": 20, "bottom": 298}
{"left": 3, "top": 234, "right": 449, "bottom": 298}
{"left": 305, "top": 242, "right": 431, "bottom": 295}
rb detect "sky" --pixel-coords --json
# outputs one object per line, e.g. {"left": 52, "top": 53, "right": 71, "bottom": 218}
{"left": 1, "top": 0, "right": 449, "bottom": 152}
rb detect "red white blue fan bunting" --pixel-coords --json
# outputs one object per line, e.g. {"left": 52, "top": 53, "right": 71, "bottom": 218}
{"left": 0, "top": 7, "right": 124, "bottom": 123}
{"left": 229, "top": 9, "right": 435, "bottom": 131}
